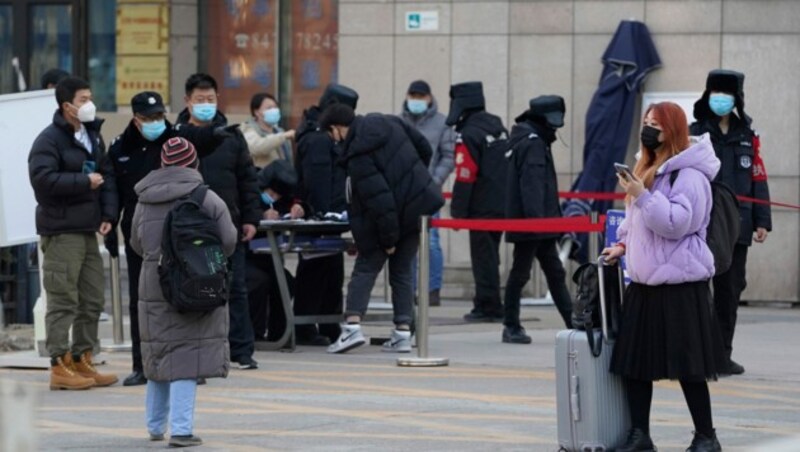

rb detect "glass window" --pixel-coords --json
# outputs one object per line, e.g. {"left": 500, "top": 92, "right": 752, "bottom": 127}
{"left": 29, "top": 4, "right": 73, "bottom": 92}
{"left": 88, "top": 0, "right": 116, "bottom": 111}
{"left": 204, "top": 0, "right": 279, "bottom": 115}
{"left": 285, "top": 0, "right": 338, "bottom": 128}
{"left": 0, "top": 5, "right": 13, "bottom": 94}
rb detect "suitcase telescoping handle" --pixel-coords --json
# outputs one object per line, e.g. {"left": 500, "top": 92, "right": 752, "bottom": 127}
{"left": 597, "top": 255, "right": 624, "bottom": 344}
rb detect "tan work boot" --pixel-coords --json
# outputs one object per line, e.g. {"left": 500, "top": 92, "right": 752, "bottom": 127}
{"left": 73, "top": 351, "right": 119, "bottom": 387}
{"left": 50, "top": 353, "right": 95, "bottom": 391}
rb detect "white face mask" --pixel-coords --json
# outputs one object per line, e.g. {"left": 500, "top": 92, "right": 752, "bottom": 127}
{"left": 76, "top": 101, "right": 97, "bottom": 123}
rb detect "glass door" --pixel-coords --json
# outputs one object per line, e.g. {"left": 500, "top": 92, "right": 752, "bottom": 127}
{"left": 0, "top": 0, "right": 82, "bottom": 94}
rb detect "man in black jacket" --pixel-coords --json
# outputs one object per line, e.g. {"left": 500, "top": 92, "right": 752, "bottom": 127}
{"left": 292, "top": 83, "right": 358, "bottom": 345}
{"left": 106, "top": 91, "right": 228, "bottom": 386}
{"left": 319, "top": 105, "right": 444, "bottom": 354}
{"left": 176, "top": 73, "right": 262, "bottom": 370}
{"left": 447, "top": 81, "right": 509, "bottom": 323}
{"left": 690, "top": 70, "right": 772, "bottom": 375}
{"left": 29, "top": 77, "right": 119, "bottom": 390}
{"left": 503, "top": 96, "right": 573, "bottom": 344}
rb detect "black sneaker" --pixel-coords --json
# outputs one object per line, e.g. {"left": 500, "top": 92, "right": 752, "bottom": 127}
{"left": 610, "top": 427, "right": 657, "bottom": 452}
{"left": 123, "top": 370, "right": 147, "bottom": 387}
{"left": 502, "top": 326, "right": 532, "bottom": 344}
{"left": 168, "top": 434, "right": 203, "bottom": 448}
{"left": 686, "top": 430, "right": 721, "bottom": 452}
{"left": 429, "top": 289, "right": 441, "bottom": 307}
{"left": 728, "top": 359, "right": 745, "bottom": 375}
{"left": 235, "top": 356, "right": 259, "bottom": 370}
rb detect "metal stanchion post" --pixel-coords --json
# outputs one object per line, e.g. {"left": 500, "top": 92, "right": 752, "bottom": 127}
{"left": 588, "top": 211, "right": 600, "bottom": 259}
{"left": 101, "top": 254, "right": 131, "bottom": 352}
{"left": 398, "top": 216, "right": 448, "bottom": 367}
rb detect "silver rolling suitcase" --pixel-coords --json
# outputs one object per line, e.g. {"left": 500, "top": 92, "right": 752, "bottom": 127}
{"left": 556, "top": 257, "right": 630, "bottom": 452}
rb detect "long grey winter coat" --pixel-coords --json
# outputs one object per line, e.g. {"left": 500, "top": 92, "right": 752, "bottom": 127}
{"left": 400, "top": 97, "right": 456, "bottom": 185}
{"left": 130, "top": 167, "right": 237, "bottom": 382}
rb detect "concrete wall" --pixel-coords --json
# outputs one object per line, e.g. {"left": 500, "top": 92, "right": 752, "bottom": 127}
{"left": 338, "top": 0, "right": 800, "bottom": 303}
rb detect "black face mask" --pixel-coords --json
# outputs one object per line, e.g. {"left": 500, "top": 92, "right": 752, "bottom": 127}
{"left": 640, "top": 125, "right": 662, "bottom": 152}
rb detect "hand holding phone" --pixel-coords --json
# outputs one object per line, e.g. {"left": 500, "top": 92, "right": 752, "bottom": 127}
{"left": 613, "top": 162, "right": 633, "bottom": 180}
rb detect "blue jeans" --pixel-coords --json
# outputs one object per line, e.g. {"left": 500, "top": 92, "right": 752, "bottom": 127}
{"left": 145, "top": 379, "right": 197, "bottom": 437}
{"left": 412, "top": 213, "right": 443, "bottom": 292}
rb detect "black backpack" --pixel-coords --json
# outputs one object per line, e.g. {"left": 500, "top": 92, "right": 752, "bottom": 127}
{"left": 158, "top": 185, "right": 230, "bottom": 312}
{"left": 670, "top": 171, "right": 740, "bottom": 275}
{"left": 571, "top": 261, "right": 624, "bottom": 357}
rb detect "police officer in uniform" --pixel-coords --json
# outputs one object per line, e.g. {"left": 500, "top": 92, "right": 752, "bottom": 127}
{"left": 503, "top": 96, "right": 573, "bottom": 343}
{"left": 292, "top": 84, "right": 359, "bottom": 344}
{"left": 107, "top": 91, "right": 228, "bottom": 385}
{"left": 690, "top": 69, "right": 772, "bottom": 375}
{"left": 447, "top": 82, "right": 508, "bottom": 322}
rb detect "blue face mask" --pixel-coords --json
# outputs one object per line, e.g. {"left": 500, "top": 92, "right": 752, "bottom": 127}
{"left": 192, "top": 103, "right": 217, "bottom": 122}
{"left": 260, "top": 192, "right": 274, "bottom": 206}
{"left": 407, "top": 99, "right": 428, "bottom": 115}
{"left": 708, "top": 93, "right": 735, "bottom": 117}
{"left": 141, "top": 119, "right": 166, "bottom": 141}
{"left": 263, "top": 107, "right": 281, "bottom": 126}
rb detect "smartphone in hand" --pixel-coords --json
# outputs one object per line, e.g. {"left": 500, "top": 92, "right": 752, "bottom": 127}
{"left": 614, "top": 162, "right": 632, "bottom": 180}
{"left": 82, "top": 160, "right": 96, "bottom": 174}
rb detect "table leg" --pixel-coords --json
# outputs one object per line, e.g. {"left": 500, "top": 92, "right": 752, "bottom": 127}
{"left": 260, "top": 230, "right": 295, "bottom": 351}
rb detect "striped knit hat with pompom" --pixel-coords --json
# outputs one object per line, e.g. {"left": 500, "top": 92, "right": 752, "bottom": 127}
{"left": 161, "top": 137, "right": 198, "bottom": 168}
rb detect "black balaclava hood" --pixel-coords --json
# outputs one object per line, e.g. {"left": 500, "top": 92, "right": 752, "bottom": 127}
{"left": 446, "top": 81, "right": 485, "bottom": 126}
{"left": 692, "top": 69, "right": 750, "bottom": 125}
{"left": 318, "top": 83, "right": 359, "bottom": 110}
{"left": 516, "top": 95, "right": 566, "bottom": 129}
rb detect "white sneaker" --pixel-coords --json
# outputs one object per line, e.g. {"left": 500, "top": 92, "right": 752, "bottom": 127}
{"left": 382, "top": 329, "right": 412, "bottom": 353}
{"left": 327, "top": 323, "right": 366, "bottom": 354}
{"left": 99, "top": 312, "right": 110, "bottom": 322}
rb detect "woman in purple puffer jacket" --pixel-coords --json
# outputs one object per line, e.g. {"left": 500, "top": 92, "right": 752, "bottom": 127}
{"left": 603, "top": 102, "right": 727, "bottom": 452}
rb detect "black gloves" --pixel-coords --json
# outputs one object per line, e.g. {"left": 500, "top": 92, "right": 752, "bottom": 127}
{"left": 104, "top": 228, "right": 120, "bottom": 258}
{"left": 213, "top": 124, "right": 240, "bottom": 139}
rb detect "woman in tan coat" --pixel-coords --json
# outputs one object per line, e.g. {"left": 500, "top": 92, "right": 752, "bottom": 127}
{"left": 240, "top": 92, "right": 295, "bottom": 168}
{"left": 131, "top": 137, "right": 237, "bottom": 448}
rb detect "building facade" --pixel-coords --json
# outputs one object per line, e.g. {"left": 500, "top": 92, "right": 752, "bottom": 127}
{"left": 1, "top": 0, "right": 797, "bottom": 304}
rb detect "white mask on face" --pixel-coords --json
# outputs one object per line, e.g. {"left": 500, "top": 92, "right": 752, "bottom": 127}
{"left": 76, "top": 101, "right": 97, "bottom": 123}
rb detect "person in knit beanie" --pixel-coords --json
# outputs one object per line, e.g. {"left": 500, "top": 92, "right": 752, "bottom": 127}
{"left": 130, "top": 135, "right": 236, "bottom": 448}
{"left": 161, "top": 137, "right": 199, "bottom": 168}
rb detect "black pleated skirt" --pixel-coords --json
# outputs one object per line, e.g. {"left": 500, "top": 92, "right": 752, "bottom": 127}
{"left": 610, "top": 280, "right": 728, "bottom": 382}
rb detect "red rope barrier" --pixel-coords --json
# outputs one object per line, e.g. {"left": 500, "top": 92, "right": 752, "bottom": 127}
{"left": 441, "top": 191, "right": 800, "bottom": 210}
{"left": 431, "top": 215, "right": 606, "bottom": 233}
{"left": 442, "top": 191, "right": 625, "bottom": 201}
{"left": 736, "top": 195, "right": 800, "bottom": 210}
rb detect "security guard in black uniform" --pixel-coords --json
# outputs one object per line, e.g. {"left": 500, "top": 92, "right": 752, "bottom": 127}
{"left": 690, "top": 70, "right": 772, "bottom": 375}
{"left": 503, "top": 96, "right": 573, "bottom": 344}
{"left": 447, "top": 82, "right": 509, "bottom": 322}
{"left": 106, "top": 91, "right": 229, "bottom": 386}
{"left": 292, "top": 84, "right": 358, "bottom": 344}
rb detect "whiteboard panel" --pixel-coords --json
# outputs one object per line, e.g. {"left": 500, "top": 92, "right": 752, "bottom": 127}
{"left": 0, "top": 90, "right": 57, "bottom": 246}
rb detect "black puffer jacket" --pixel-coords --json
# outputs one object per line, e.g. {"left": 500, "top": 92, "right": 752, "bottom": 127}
{"left": 176, "top": 109, "right": 261, "bottom": 230}
{"left": 341, "top": 114, "right": 443, "bottom": 253}
{"left": 108, "top": 119, "right": 219, "bottom": 240}
{"left": 505, "top": 120, "right": 562, "bottom": 242}
{"left": 295, "top": 106, "right": 347, "bottom": 214}
{"left": 28, "top": 111, "right": 118, "bottom": 235}
{"left": 450, "top": 110, "right": 508, "bottom": 219}
{"left": 690, "top": 116, "right": 772, "bottom": 245}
